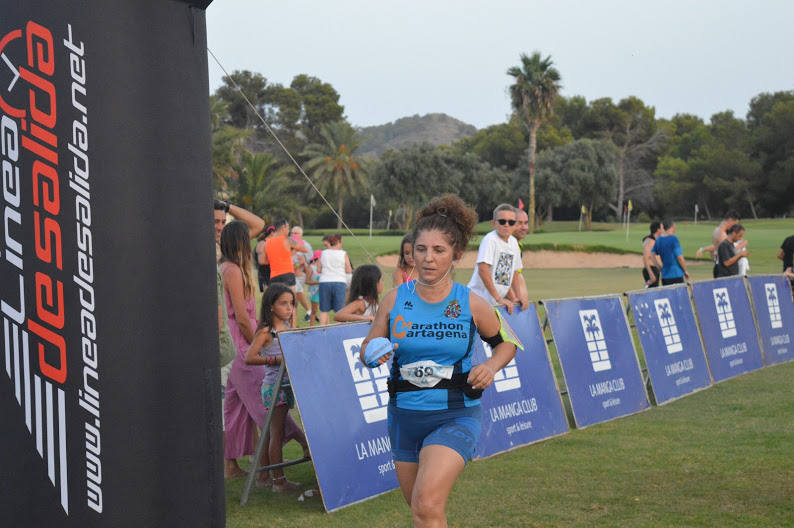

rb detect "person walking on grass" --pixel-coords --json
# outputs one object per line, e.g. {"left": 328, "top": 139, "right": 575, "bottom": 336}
{"left": 651, "top": 219, "right": 690, "bottom": 286}
{"left": 778, "top": 233, "right": 794, "bottom": 274}
{"left": 642, "top": 221, "right": 664, "bottom": 287}
{"left": 696, "top": 211, "right": 744, "bottom": 278}
{"left": 716, "top": 224, "right": 749, "bottom": 277}
{"left": 317, "top": 234, "right": 353, "bottom": 324}
{"left": 467, "top": 204, "right": 523, "bottom": 313}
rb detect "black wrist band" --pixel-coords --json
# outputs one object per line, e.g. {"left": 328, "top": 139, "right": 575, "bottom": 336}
{"left": 223, "top": 200, "right": 230, "bottom": 213}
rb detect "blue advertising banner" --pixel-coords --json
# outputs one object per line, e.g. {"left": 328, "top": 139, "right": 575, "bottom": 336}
{"left": 279, "top": 324, "right": 397, "bottom": 512}
{"left": 543, "top": 296, "right": 650, "bottom": 428}
{"left": 473, "top": 304, "right": 569, "bottom": 459}
{"left": 691, "top": 277, "right": 764, "bottom": 382}
{"left": 627, "top": 285, "right": 712, "bottom": 405}
{"left": 747, "top": 276, "right": 794, "bottom": 366}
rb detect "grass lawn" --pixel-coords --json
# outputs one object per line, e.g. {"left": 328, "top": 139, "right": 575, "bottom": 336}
{"left": 230, "top": 219, "right": 794, "bottom": 527}
{"left": 227, "top": 362, "right": 794, "bottom": 527}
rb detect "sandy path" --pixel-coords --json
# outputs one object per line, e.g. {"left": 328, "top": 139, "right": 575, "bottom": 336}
{"left": 377, "top": 249, "right": 645, "bottom": 269}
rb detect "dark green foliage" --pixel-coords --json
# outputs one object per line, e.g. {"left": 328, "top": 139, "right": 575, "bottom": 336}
{"left": 210, "top": 64, "right": 794, "bottom": 228}
{"left": 370, "top": 143, "right": 512, "bottom": 228}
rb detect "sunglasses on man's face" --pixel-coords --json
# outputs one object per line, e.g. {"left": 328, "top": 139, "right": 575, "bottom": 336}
{"left": 497, "top": 219, "right": 516, "bottom": 226}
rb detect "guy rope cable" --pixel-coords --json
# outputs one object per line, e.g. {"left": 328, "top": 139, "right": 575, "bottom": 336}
{"left": 208, "top": 48, "right": 376, "bottom": 264}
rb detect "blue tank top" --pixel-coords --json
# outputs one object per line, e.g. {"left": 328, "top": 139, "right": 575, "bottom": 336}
{"left": 388, "top": 282, "right": 478, "bottom": 410}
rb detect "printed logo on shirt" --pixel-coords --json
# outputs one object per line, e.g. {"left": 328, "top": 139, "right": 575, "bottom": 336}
{"left": 480, "top": 340, "right": 521, "bottom": 392}
{"left": 444, "top": 300, "right": 461, "bottom": 319}
{"left": 392, "top": 315, "right": 411, "bottom": 339}
{"left": 493, "top": 252, "right": 514, "bottom": 286}
{"left": 713, "top": 288, "right": 737, "bottom": 338}
{"left": 764, "top": 283, "right": 783, "bottom": 329}
{"left": 403, "top": 301, "right": 413, "bottom": 310}
{"left": 343, "top": 338, "right": 389, "bottom": 423}
{"left": 654, "top": 298, "right": 683, "bottom": 354}
{"left": 578, "top": 309, "right": 611, "bottom": 372}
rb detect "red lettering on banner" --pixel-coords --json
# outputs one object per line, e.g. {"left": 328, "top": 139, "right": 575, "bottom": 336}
{"left": 35, "top": 272, "right": 64, "bottom": 329}
{"left": 31, "top": 121, "right": 57, "bottom": 148}
{"left": 21, "top": 134, "right": 58, "bottom": 165}
{"left": 33, "top": 210, "right": 63, "bottom": 270}
{"left": 28, "top": 318, "right": 67, "bottom": 384}
{"left": 25, "top": 21, "right": 54, "bottom": 76}
{"left": 32, "top": 160, "right": 60, "bottom": 215}
{"left": 19, "top": 66, "right": 56, "bottom": 130}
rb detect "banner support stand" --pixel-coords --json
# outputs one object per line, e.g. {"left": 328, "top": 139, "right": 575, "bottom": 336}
{"left": 240, "top": 360, "right": 311, "bottom": 505}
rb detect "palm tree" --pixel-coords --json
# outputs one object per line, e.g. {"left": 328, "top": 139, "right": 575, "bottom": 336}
{"left": 302, "top": 121, "right": 368, "bottom": 229}
{"left": 210, "top": 95, "right": 250, "bottom": 193}
{"left": 507, "top": 52, "right": 561, "bottom": 233}
{"left": 233, "top": 151, "right": 302, "bottom": 221}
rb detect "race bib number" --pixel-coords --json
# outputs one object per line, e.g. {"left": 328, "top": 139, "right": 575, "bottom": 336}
{"left": 400, "top": 360, "right": 454, "bottom": 388}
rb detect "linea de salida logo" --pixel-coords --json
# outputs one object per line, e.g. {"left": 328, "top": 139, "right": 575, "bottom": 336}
{"left": 654, "top": 298, "right": 683, "bottom": 354}
{"left": 578, "top": 309, "right": 611, "bottom": 372}
{"left": 712, "top": 287, "right": 737, "bottom": 339}
{"left": 2, "top": 20, "right": 71, "bottom": 515}
{"left": 343, "top": 338, "right": 390, "bottom": 423}
{"left": 2, "top": 20, "right": 101, "bottom": 515}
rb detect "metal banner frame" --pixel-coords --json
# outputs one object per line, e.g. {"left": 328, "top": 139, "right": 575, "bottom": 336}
{"left": 746, "top": 275, "right": 794, "bottom": 366}
{"left": 271, "top": 323, "right": 397, "bottom": 512}
{"left": 626, "top": 284, "right": 712, "bottom": 405}
{"left": 473, "top": 303, "right": 569, "bottom": 459}
{"left": 543, "top": 294, "right": 650, "bottom": 429}
{"left": 690, "top": 276, "right": 765, "bottom": 383}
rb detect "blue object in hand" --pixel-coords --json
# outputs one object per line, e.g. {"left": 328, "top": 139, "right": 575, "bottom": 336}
{"left": 364, "top": 337, "right": 393, "bottom": 368}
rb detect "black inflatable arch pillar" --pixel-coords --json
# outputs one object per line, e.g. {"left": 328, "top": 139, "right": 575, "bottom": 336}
{"left": 1, "top": 1, "right": 223, "bottom": 526}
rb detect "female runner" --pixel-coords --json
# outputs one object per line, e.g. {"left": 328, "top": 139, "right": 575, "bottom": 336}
{"left": 361, "top": 194, "right": 517, "bottom": 527}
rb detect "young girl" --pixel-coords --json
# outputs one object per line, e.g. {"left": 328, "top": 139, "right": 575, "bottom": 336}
{"left": 245, "top": 283, "right": 309, "bottom": 492}
{"left": 304, "top": 250, "right": 322, "bottom": 326}
{"left": 335, "top": 265, "right": 383, "bottom": 322}
{"left": 392, "top": 234, "right": 417, "bottom": 287}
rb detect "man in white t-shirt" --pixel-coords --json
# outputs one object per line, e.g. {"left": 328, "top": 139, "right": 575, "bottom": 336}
{"left": 468, "top": 204, "right": 523, "bottom": 314}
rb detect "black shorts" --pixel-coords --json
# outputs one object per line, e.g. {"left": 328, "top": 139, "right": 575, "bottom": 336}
{"left": 642, "top": 266, "right": 661, "bottom": 288}
{"left": 269, "top": 272, "right": 296, "bottom": 287}
{"left": 662, "top": 276, "right": 685, "bottom": 286}
{"left": 258, "top": 265, "right": 270, "bottom": 292}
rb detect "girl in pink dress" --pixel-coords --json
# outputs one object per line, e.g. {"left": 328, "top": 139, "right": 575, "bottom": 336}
{"left": 220, "top": 221, "right": 302, "bottom": 482}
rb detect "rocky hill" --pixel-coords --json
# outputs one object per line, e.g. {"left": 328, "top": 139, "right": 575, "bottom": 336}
{"left": 357, "top": 113, "right": 477, "bottom": 156}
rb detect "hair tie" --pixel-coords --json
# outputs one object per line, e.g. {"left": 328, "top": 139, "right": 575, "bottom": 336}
{"left": 437, "top": 206, "right": 448, "bottom": 218}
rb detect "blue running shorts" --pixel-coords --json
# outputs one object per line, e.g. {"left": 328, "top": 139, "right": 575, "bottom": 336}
{"left": 387, "top": 404, "right": 481, "bottom": 464}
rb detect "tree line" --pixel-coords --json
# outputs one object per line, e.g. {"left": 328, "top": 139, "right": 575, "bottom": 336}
{"left": 211, "top": 58, "right": 794, "bottom": 231}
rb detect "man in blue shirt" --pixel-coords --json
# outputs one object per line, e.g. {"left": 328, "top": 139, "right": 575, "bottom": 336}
{"left": 652, "top": 219, "right": 690, "bottom": 285}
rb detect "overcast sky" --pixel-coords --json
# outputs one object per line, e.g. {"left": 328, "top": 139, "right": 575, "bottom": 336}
{"left": 206, "top": 0, "right": 794, "bottom": 130}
